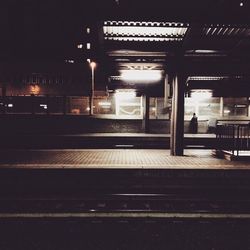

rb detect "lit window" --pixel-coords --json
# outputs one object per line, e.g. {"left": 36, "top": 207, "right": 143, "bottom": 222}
{"left": 190, "top": 90, "right": 212, "bottom": 100}
{"left": 77, "top": 44, "right": 83, "bottom": 49}
{"left": 87, "top": 43, "right": 91, "bottom": 50}
{"left": 87, "top": 27, "right": 90, "bottom": 34}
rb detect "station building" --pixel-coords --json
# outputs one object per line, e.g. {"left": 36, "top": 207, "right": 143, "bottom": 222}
{"left": 1, "top": 0, "right": 250, "bottom": 155}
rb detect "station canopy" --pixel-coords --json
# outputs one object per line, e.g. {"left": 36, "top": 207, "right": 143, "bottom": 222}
{"left": 3, "top": 0, "right": 250, "bottom": 96}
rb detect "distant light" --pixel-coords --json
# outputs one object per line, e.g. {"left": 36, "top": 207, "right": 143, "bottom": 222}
{"left": 191, "top": 90, "right": 212, "bottom": 100}
{"left": 195, "top": 49, "right": 219, "bottom": 53}
{"left": 7, "top": 104, "right": 13, "bottom": 108}
{"left": 240, "top": 2, "right": 243, "bottom": 6}
{"left": 98, "top": 101, "right": 111, "bottom": 107}
{"left": 224, "top": 110, "right": 230, "bottom": 114}
{"left": 87, "top": 58, "right": 91, "bottom": 63}
{"left": 77, "top": 44, "right": 83, "bottom": 49}
{"left": 120, "top": 70, "right": 162, "bottom": 82}
{"left": 86, "top": 43, "right": 91, "bottom": 50}
{"left": 90, "top": 61, "right": 96, "bottom": 69}
{"left": 30, "top": 84, "right": 40, "bottom": 95}
{"left": 40, "top": 104, "right": 47, "bottom": 110}
{"left": 86, "top": 107, "right": 90, "bottom": 111}
{"left": 86, "top": 27, "right": 90, "bottom": 34}
{"left": 65, "top": 59, "right": 74, "bottom": 64}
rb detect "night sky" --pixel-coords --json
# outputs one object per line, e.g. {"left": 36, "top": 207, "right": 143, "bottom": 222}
{"left": 0, "top": 0, "right": 249, "bottom": 63}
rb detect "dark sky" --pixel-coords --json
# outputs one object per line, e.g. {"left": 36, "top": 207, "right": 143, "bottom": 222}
{"left": 0, "top": 0, "right": 250, "bottom": 62}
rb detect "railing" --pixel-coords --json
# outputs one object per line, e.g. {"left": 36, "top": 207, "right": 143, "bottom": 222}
{"left": 216, "top": 123, "right": 250, "bottom": 157}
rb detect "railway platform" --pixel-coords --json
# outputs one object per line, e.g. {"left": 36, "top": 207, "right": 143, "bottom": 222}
{"left": 0, "top": 148, "right": 248, "bottom": 169}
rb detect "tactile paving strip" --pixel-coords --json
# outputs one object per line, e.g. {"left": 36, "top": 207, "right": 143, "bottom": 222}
{"left": 0, "top": 149, "right": 249, "bottom": 169}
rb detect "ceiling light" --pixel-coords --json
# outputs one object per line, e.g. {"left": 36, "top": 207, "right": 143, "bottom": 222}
{"left": 120, "top": 70, "right": 162, "bottom": 82}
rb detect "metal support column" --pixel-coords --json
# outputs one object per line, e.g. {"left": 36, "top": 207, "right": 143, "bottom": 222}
{"left": 31, "top": 94, "right": 35, "bottom": 115}
{"left": 170, "top": 74, "right": 185, "bottom": 156}
{"left": 142, "top": 94, "right": 150, "bottom": 133}
{"left": 63, "top": 95, "right": 67, "bottom": 115}
{"left": 2, "top": 84, "right": 6, "bottom": 114}
{"left": 46, "top": 94, "right": 50, "bottom": 115}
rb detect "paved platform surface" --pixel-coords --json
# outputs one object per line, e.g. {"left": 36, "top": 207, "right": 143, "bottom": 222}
{"left": 0, "top": 149, "right": 250, "bottom": 169}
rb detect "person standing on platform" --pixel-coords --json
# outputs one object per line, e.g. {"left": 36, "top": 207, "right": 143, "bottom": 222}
{"left": 190, "top": 113, "right": 198, "bottom": 134}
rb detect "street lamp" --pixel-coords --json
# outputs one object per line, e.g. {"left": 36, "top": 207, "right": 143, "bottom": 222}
{"left": 89, "top": 61, "right": 96, "bottom": 115}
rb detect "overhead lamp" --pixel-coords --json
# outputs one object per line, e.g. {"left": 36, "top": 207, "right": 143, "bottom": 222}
{"left": 120, "top": 70, "right": 162, "bottom": 82}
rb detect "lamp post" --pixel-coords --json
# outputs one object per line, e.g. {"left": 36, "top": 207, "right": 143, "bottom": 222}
{"left": 89, "top": 61, "right": 96, "bottom": 115}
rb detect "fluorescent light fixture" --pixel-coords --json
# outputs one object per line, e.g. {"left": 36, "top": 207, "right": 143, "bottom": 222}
{"left": 195, "top": 50, "right": 220, "bottom": 53}
{"left": 98, "top": 101, "right": 111, "bottom": 107}
{"left": 188, "top": 76, "right": 229, "bottom": 81}
{"left": 105, "top": 37, "right": 183, "bottom": 41}
{"left": 103, "top": 21, "right": 188, "bottom": 42}
{"left": 121, "top": 70, "right": 162, "bottom": 82}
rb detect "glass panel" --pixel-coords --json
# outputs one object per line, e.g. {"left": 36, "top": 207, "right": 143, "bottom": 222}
{"left": 223, "top": 98, "right": 248, "bottom": 117}
{"left": 156, "top": 98, "right": 170, "bottom": 119}
{"left": 34, "top": 96, "right": 47, "bottom": 114}
{"left": 115, "top": 93, "right": 141, "bottom": 117}
{"left": 67, "top": 96, "right": 89, "bottom": 115}
{"left": 49, "top": 96, "right": 64, "bottom": 114}
{"left": 185, "top": 97, "right": 220, "bottom": 119}
{"left": 0, "top": 97, "right": 3, "bottom": 113}
{"left": 93, "top": 97, "right": 115, "bottom": 115}
{"left": 149, "top": 98, "right": 157, "bottom": 119}
{"left": 5, "top": 96, "right": 32, "bottom": 114}
{"left": 198, "top": 103, "right": 220, "bottom": 117}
